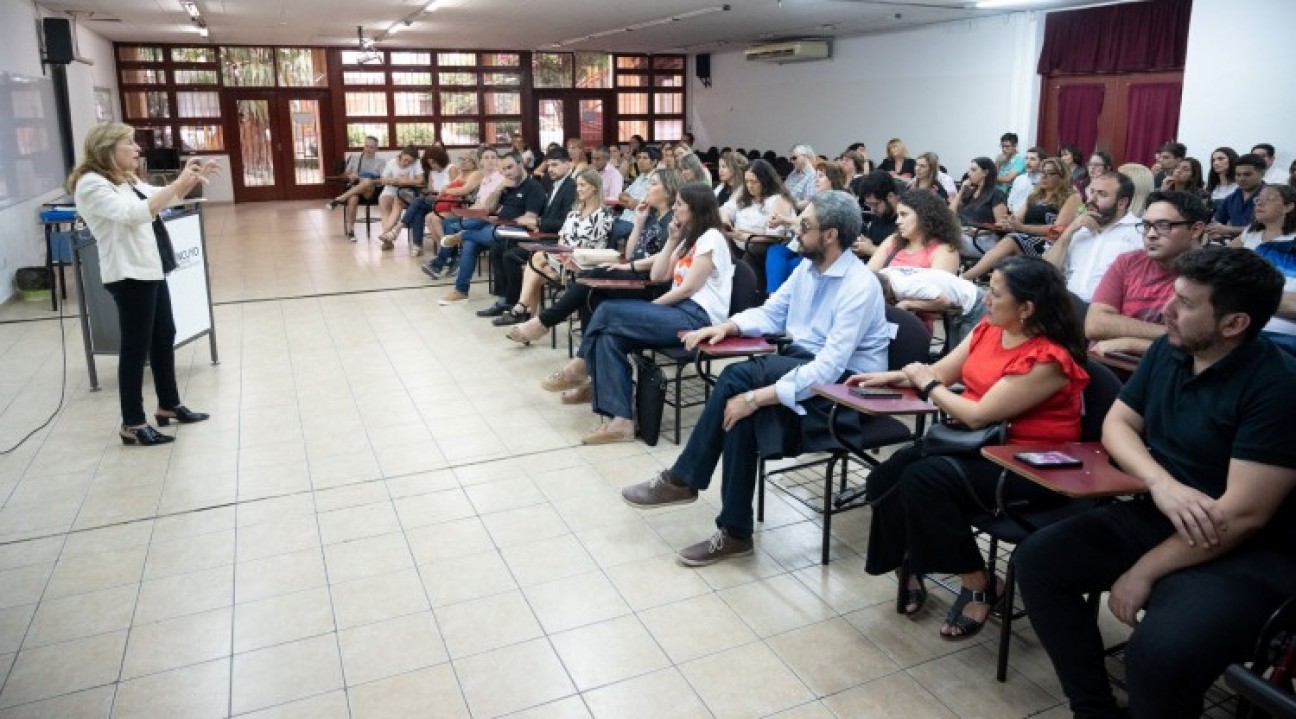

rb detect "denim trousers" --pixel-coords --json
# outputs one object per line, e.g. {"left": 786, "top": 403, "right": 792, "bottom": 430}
{"left": 454, "top": 225, "right": 500, "bottom": 294}
{"left": 103, "top": 279, "right": 181, "bottom": 426}
{"left": 1015, "top": 499, "right": 1296, "bottom": 719}
{"left": 579, "top": 298, "right": 710, "bottom": 420}
{"left": 428, "top": 217, "right": 486, "bottom": 272}
{"left": 401, "top": 196, "right": 433, "bottom": 248}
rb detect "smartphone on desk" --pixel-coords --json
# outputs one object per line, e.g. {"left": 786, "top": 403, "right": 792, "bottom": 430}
{"left": 1014, "top": 451, "right": 1083, "bottom": 469}
{"left": 849, "top": 387, "right": 903, "bottom": 399}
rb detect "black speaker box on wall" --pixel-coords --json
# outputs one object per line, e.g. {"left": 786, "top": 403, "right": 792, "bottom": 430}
{"left": 696, "top": 53, "right": 712, "bottom": 87}
{"left": 43, "top": 18, "right": 75, "bottom": 65}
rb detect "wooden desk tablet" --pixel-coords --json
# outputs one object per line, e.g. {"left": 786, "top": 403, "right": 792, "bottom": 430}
{"left": 1088, "top": 350, "right": 1140, "bottom": 375}
{"left": 519, "top": 241, "right": 569, "bottom": 253}
{"left": 812, "top": 383, "right": 937, "bottom": 416}
{"left": 981, "top": 443, "right": 1146, "bottom": 498}
{"left": 575, "top": 277, "right": 651, "bottom": 289}
{"left": 452, "top": 208, "right": 490, "bottom": 219}
{"left": 688, "top": 335, "right": 777, "bottom": 356}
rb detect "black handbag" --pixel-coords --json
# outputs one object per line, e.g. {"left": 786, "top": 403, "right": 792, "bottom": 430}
{"left": 131, "top": 185, "right": 177, "bottom": 274}
{"left": 631, "top": 353, "right": 667, "bottom": 447}
{"left": 920, "top": 420, "right": 1007, "bottom": 457}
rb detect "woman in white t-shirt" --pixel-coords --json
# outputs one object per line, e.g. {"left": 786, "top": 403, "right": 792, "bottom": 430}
{"left": 376, "top": 146, "right": 424, "bottom": 249}
{"left": 541, "top": 183, "right": 734, "bottom": 444}
{"left": 1233, "top": 185, "right": 1296, "bottom": 250}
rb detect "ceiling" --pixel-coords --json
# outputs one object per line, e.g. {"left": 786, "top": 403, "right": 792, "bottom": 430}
{"left": 40, "top": 0, "right": 1121, "bottom": 53}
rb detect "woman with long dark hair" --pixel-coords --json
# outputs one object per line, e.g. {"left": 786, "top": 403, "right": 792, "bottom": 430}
{"left": 541, "top": 184, "right": 734, "bottom": 444}
{"left": 962, "top": 157, "right": 1083, "bottom": 281}
{"left": 950, "top": 157, "right": 1009, "bottom": 256}
{"left": 1206, "top": 146, "right": 1239, "bottom": 203}
{"left": 68, "top": 122, "right": 217, "bottom": 446}
{"left": 850, "top": 256, "right": 1089, "bottom": 640}
{"left": 721, "top": 158, "right": 795, "bottom": 290}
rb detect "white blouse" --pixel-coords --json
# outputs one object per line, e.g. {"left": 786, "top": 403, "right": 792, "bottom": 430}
{"left": 74, "top": 173, "right": 164, "bottom": 283}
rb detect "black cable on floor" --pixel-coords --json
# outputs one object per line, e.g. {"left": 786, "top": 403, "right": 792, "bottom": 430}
{"left": 0, "top": 300, "right": 70, "bottom": 454}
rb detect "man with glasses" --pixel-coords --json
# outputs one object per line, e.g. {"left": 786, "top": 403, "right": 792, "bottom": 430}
{"left": 1042, "top": 172, "right": 1142, "bottom": 302}
{"left": 1207, "top": 153, "right": 1267, "bottom": 241}
{"left": 785, "top": 144, "right": 817, "bottom": 209}
{"left": 851, "top": 170, "right": 904, "bottom": 259}
{"left": 1007, "top": 146, "right": 1048, "bottom": 212}
{"left": 619, "top": 191, "right": 890, "bottom": 566}
{"left": 996, "top": 132, "right": 1026, "bottom": 192}
{"left": 1086, "top": 190, "right": 1209, "bottom": 355}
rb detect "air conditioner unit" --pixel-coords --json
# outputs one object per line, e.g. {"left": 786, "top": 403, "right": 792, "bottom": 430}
{"left": 744, "top": 39, "right": 830, "bottom": 63}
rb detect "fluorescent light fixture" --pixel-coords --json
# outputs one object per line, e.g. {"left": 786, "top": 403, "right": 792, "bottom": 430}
{"left": 422, "top": 1, "right": 439, "bottom": 12}
{"left": 199, "top": 26, "right": 209, "bottom": 37}
{"left": 181, "top": 1, "right": 202, "bottom": 19}
{"left": 549, "top": 4, "right": 730, "bottom": 48}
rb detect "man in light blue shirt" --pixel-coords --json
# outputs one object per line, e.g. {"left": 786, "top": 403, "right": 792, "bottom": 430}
{"left": 621, "top": 190, "right": 890, "bottom": 566}
{"left": 784, "top": 144, "right": 818, "bottom": 209}
{"left": 996, "top": 132, "right": 1027, "bottom": 193}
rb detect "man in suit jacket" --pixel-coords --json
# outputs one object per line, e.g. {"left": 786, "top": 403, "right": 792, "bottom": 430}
{"left": 478, "top": 147, "right": 577, "bottom": 317}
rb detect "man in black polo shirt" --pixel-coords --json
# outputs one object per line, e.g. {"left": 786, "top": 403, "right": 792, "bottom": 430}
{"left": 1016, "top": 245, "right": 1296, "bottom": 719}
{"left": 851, "top": 170, "right": 902, "bottom": 259}
{"left": 437, "top": 151, "right": 545, "bottom": 305}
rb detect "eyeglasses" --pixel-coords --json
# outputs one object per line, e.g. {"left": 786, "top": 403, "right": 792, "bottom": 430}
{"left": 1135, "top": 220, "right": 1193, "bottom": 235}
{"left": 799, "top": 222, "right": 821, "bottom": 234}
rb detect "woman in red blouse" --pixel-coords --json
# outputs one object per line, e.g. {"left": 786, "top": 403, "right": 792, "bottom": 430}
{"left": 848, "top": 256, "right": 1089, "bottom": 640}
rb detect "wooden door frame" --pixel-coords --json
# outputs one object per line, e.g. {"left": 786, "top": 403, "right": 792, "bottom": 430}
{"left": 223, "top": 89, "right": 335, "bottom": 202}
{"left": 223, "top": 90, "right": 282, "bottom": 203}
{"left": 278, "top": 90, "right": 333, "bottom": 201}
{"left": 532, "top": 89, "right": 617, "bottom": 152}
{"left": 1037, "top": 70, "right": 1183, "bottom": 168}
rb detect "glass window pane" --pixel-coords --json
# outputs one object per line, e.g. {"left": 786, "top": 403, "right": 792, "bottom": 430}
{"left": 485, "top": 120, "right": 521, "bottom": 146}
{"left": 483, "top": 92, "right": 519, "bottom": 115}
{"left": 345, "top": 92, "right": 388, "bottom": 116}
{"left": 482, "top": 53, "right": 519, "bottom": 67}
{"left": 171, "top": 47, "right": 216, "bottom": 63}
{"left": 121, "top": 69, "right": 165, "bottom": 84}
{"left": 481, "top": 72, "right": 520, "bottom": 86}
{"left": 437, "top": 52, "right": 476, "bottom": 66}
{"left": 390, "top": 51, "right": 431, "bottom": 66}
{"left": 135, "top": 126, "right": 173, "bottom": 149}
{"left": 538, "top": 99, "right": 563, "bottom": 151}
{"left": 653, "top": 119, "right": 683, "bottom": 141}
{"left": 396, "top": 122, "right": 437, "bottom": 146}
{"left": 616, "top": 74, "right": 646, "bottom": 87}
{"left": 574, "top": 53, "right": 612, "bottom": 89}
{"left": 393, "top": 92, "right": 435, "bottom": 116}
{"left": 439, "top": 72, "right": 477, "bottom": 86}
{"left": 118, "top": 47, "right": 162, "bottom": 62}
{"left": 344, "top": 71, "right": 385, "bottom": 85}
{"left": 654, "top": 93, "right": 683, "bottom": 114}
{"left": 616, "top": 56, "right": 648, "bottom": 70}
{"left": 176, "top": 91, "right": 220, "bottom": 118}
{"left": 618, "top": 120, "right": 649, "bottom": 143}
{"left": 617, "top": 93, "right": 648, "bottom": 115}
{"left": 178, "top": 124, "right": 224, "bottom": 152}
{"left": 123, "top": 91, "right": 170, "bottom": 120}
{"left": 440, "top": 121, "right": 479, "bottom": 146}
{"left": 347, "top": 122, "right": 389, "bottom": 148}
{"left": 340, "top": 50, "right": 380, "bottom": 65}
{"left": 652, "top": 56, "right": 685, "bottom": 70}
{"left": 532, "top": 53, "right": 573, "bottom": 88}
{"left": 578, "top": 99, "right": 604, "bottom": 148}
{"left": 221, "top": 47, "right": 275, "bottom": 87}
{"left": 237, "top": 99, "right": 274, "bottom": 187}
{"left": 174, "top": 69, "right": 219, "bottom": 84}
{"left": 440, "top": 92, "right": 478, "bottom": 116}
{"left": 391, "top": 71, "right": 431, "bottom": 85}
{"left": 288, "top": 99, "right": 324, "bottom": 184}
{"left": 654, "top": 74, "right": 683, "bottom": 87}
{"left": 277, "top": 48, "right": 327, "bottom": 87}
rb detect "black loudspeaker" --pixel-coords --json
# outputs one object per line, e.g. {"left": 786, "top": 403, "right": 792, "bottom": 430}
{"left": 43, "top": 18, "right": 75, "bottom": 64}
{"left": 696, "top": 53, "right": 712, "bottom": 88}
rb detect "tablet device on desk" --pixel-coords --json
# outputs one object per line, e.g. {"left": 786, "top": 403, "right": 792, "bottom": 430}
{"left": 1014, "top": 451, "right": 1083, "bottom": 468}
{"left": 849, "top": 387, "right": 903, "bottom": 399}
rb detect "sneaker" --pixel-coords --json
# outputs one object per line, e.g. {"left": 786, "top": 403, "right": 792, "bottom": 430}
{"left": 412, "top": 245, "right": 424, "bottom": 257}
{"left": 421, "top": 263, "right": 443, "bottom": 279}
{"left": 476, "top": 302, "right": 508, "bottom": 318}
{"left": 442, "top": 233, "right": 463, "bottom": 248}
{"left": 346, "top": 231, "right": 356, "bottom": 242}
{"left": 622, "top": 471, "right": 698, "bottom": 508}
{"left": 677, "top": 529, "right": 753, "bottom": 567}
{"left": 439, "top": 291, "right": 469, "bottom": 305}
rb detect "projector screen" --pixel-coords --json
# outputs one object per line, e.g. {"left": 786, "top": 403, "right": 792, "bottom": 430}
{"left": 0, "top": 71, "right": 69, "bottom": 210}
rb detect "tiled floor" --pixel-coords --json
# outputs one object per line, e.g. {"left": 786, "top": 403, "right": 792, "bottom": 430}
{"left": 0, "top": 201, "right": 1105, "bottom": 717}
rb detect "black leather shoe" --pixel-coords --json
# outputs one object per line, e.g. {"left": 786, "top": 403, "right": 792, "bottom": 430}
{"left": 492, "top": 310, "right": 529, "bottom": 326}
{"left": 155, "top": 405, "right": 210, "bottom": 426}
{"left": 476, "top": 302, "right": 508, "bottom": 318}
{"left": 120, "top": 424, "right": 175, "bottom": 446}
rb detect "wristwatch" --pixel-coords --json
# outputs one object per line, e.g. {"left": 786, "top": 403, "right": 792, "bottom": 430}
{"left": 917, "top": 379, "right": 943, "bottom": 401}
{"left": 743, "top": 390, "right": 758, "bottom": 409}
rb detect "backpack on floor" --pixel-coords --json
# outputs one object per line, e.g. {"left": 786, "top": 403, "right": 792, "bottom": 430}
{"left": 631, "top": 353, "right": 666, "bottom": 446}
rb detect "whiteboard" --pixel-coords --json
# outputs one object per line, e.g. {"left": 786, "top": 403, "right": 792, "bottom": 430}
{"left": 0, "top": 72, "right": 68, "bottom": 210}
{"left": 164, "top": 211, "right": 213, "bottom": 345}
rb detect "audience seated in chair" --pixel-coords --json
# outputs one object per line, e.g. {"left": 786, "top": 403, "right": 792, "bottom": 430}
{"left": 950, "top": 157, "right": 1010, "bottom": 257}
{"left": 1253, "top": 142, "right": 1287, "bottom": 185}
{"left": 1160, "top": 156, "right": 1208, "bottom": 206}
{"left": 879, "top": 138, "right": 916, "bottom": 180}
{"left": 909, "top": 152, "right": 953, "bottom": 200}
{"left": 962, "top": 157, "right": 1083, "bottom": 281}
{"left": 764, "top": 162, "right": 849, "bottom": 293}
{"left": 592, "top": 146, "right": 624, "bottom": 203}
{"left": 713, "top": 151, "right": 748, "bottom": 208}
{"left": 855, "top": 256, "right": 1090, "bottom": 640}
{"left": 609, "top": 146, "right": 660, "bottom": 246}
{"left": 995, "top": 132, "right": 1027, "bottom": 193}
{"left": 783, "top": 144, "right": 818, "bottom": 209}
{"left": 677, "top": 152, "right": 711, "bottom": 187}
{"left": 377, "top": 145, "right": 452, "bottom": 257}
{"left": 1151, "top": 141, "right": 1187, "bottom": 189}
{"left": 415, "top": 148, "right": 502, "bottom": 272}
{"left": 721, "top": 159, "right": 796, "bottom": 292}
{"left": 853, "top": 170, "right": 903, "bottom": 259}
{"left": 1246, "top": 185, "right": 1296, "bottom": 355}
{"left": 619, "top": 190, "right": 891, "bottom": 566}
{"left": 372, "top": 146, "right": 425, "bottom": 251}
{"left": 1207, "top": 153, "right": 1267, "bottom": 242}
{"left": 540, "top": 183, "right": 734, "bottom": 445}
{"left": 877, "top": 267, "right": 987, "bottom": 348}
{"left": 328, "top": 135, "right": 386, "bottom": 241}
{"left": 1016, "top": 245, "right": 1296, "bottom": 719}
{"left": 1119, "top": 162, "right": 1156, "bottom": 216}
{"left": 1086, "top": 190, "right": 1209, "bottom": 356}
{"left": 867, "top": 189, "right": 961, "bottom": 275}
{"left": 1006, "top": 146, "right": 1045, "bottom": 213}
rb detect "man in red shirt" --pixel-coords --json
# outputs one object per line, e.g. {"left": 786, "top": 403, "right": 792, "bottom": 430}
{"left": 1086, "top": 191, "right": 1209, "bottom": 356}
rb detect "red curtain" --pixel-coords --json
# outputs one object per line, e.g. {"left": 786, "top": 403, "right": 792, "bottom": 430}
{"left": 1056, "top": 84, "right": 1106, "bottom": 156}
{"left": 1038, "top": 0, "right": 1192, "bottom": 75}
{"left": 1124, "top": 82, "right": 1183, "bottom": 167}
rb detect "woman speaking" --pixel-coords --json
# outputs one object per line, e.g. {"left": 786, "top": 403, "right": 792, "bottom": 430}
{"left": 68, "top": 123, "right": 217, "bottom": 446}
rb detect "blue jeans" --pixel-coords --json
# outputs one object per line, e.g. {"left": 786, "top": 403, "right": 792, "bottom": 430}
{"left": 401, "top": 196, "right": 433, "bottom": 248}
{"left": 453, "top": 224, "right": 501, "bottom": 294}
{"left": 427, "top": 218, "right": 486, "bottom": 273}
{"left": 765, "top": 244, "right": 803, "bottom": 293}
{"left": 579, "top": 298, "right": 710, "bottom": 420}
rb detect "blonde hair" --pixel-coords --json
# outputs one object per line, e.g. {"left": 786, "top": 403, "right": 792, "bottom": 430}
{"left": 1118, "top": 162, "right": 1156, "bottom": 216}
{"left": 1026, "top": 158, "right": 1075, "bottom": 211}
{"left": 67, "top": 122, "right": 136, "bottom": 192}
{"left": 887, "top": 138, "right": 908, "bottom": 161}
{"left": 575, "top": 167, "right": 603, "bottom": 212}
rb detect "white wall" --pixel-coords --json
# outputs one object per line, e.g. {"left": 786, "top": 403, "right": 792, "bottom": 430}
{"left": 1178, "top": 0, "right": 1296, "bottom": 173}
{"left": 688, "top": 12, "right": 1043, "bottom": 174}
{"left": 0, "top": 0, "right": 117, "bottom": 303}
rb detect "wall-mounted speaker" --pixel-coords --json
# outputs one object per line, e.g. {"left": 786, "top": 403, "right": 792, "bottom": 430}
{"left": 43, "top": 18, "right": 75, "bottom": 65}
{"left": 696, "top": 53, "right": 712, "bottom": 88}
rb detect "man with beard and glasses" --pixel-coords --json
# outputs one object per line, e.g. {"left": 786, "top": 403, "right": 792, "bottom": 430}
{"left": 1041, "top": 172, "right": 1142, "bottom": 302}
{"left": 1086, "top": 191, "right": 1209, "bottom": 356}
{"left": 1016, "top": 245, "right": 1296, "bottom": 719}
{"left": 618, "top": 191, "right": 890, "bottom": 566}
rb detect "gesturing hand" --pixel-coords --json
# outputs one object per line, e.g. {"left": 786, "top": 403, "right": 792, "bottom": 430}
{"left": 1148, "top": 478, "right": 1227, "bottom": 548}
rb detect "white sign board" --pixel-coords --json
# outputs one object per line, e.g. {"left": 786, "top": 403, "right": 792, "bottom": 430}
{"left": 163, "top": 212, "right": 212, "bottom": 345}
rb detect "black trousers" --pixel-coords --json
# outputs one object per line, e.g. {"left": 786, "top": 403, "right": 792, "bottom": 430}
{"left": 863, "top": 444, "right": 1063, "bottom": 577}
{"left": 487, "top": 236, "right": 511, "bottom": 298}
{"left": 536, "top": 267, "right": 662, "bottom": 329}
{"left": 502, "top": 245, "right": 544, "bottom": 307}
{"left": 1015, "top": 499, "right": 1296, "bottom": 719}
{"left": 104, "top": 279, "right": 181, "bottom": 426}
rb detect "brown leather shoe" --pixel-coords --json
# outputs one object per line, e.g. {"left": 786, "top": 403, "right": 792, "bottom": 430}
{"left": 621, "top": 471, "right": 698, "bottom": 508}
{"left": 677, "top": 529, "right": 753, "bottom": 567}
{"left": 580, "top": 424, "right": 635, "bottom": 445}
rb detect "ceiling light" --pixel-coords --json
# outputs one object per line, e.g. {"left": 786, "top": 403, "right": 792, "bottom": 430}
{"left": 199, "top": 26, "right": 209, "bottom": 37}
{"left": 549, "top": 4, "right": 730, "bottom": 48}
{"left": 181, "top": 1, "right": 202, "bottom": 19}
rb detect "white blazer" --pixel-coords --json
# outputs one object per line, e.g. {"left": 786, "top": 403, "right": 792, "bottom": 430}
{"left": 74, "top": 174, "right": 164, "bottom": 284}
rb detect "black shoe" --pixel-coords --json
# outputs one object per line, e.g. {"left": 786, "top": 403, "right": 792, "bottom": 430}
{"left": 326, "top": 199, "right": 340, "bottom": 210}
{"left": 492, "top": 310, "right": 529, "bottom": 326}
{"left": 476, "top": 302, "right": 509, "bottom": 318}
{"left": 155, "top": 405, "right": 210, "bottom": 426}
{"left": 421, "top": 263, "right": 443, "bottom": 280}
{"left": 119, "top": 424, "right": 174, "bottom": 446}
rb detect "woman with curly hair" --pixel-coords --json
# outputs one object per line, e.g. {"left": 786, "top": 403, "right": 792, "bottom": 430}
{"left": 962, "top": 157, "right": 1082, "bottom": 281}
{"left": 867, "top": 189, "right": 962, "bottom": 274}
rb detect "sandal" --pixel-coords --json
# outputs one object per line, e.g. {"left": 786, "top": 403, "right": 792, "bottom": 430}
{"left": 895, "top": 562, "right": 928, "bottom": 617}
{"left": 940, "top": 573, "right": 1005, "bottom": 641}
{"left": 506, "top": 320, "right": 548, "bottom": 346}
{"left": 540, "top": 368, "right": 586, "bottom": 393}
